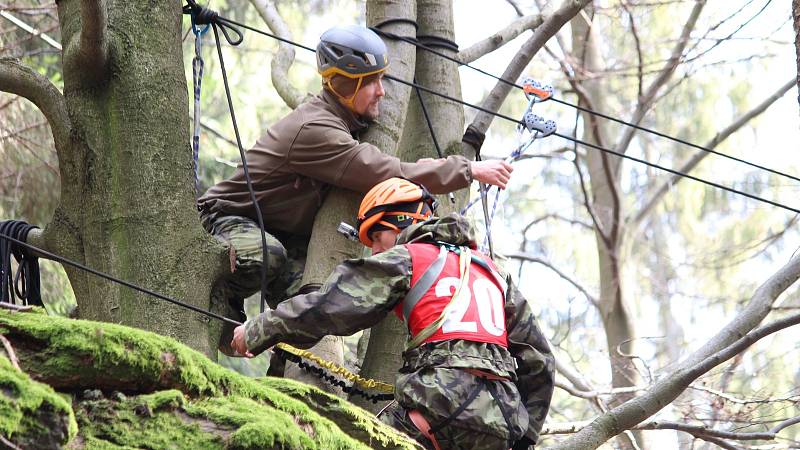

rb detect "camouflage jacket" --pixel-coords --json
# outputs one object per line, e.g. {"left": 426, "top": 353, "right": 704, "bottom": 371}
{"left": 245, "top": 213, "right": 555, "bottom": 444}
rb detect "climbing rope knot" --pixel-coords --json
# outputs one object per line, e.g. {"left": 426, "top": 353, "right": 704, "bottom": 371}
{"left": 182, "top": 0, "right": 243, "bottom": 46}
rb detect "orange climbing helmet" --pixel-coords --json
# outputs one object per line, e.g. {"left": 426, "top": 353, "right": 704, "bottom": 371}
{"left": 357, "top": 178, "right": 437, "bottom": 247}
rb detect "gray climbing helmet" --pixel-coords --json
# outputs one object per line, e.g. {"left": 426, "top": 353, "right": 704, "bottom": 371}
{"left": 317, "top": 25, "right": 388, "bottom": 79}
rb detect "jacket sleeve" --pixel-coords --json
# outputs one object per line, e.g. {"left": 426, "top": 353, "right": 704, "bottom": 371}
{"left": 288, "top": 120, "right": 472, "bottom": 194}
{"left": 504, "top": 278, "right": 555, "bottom": 445}
{"left": 244, "top": 246, "right": 413, "bottom": 355}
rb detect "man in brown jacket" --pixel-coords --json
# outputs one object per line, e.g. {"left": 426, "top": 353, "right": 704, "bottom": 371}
{"left": 198, "top": 25, "right": 513, "bottom": 355}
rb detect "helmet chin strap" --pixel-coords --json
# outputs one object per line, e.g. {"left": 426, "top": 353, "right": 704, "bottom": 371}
{"left": 325, "top": 76, "right": 365, "bottom": 112}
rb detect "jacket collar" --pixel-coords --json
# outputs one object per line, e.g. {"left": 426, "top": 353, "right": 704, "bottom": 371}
{"left": 321, "top": 89, "right": 368, "bottom": 133}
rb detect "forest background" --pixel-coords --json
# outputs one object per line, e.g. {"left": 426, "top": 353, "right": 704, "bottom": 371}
{"left": 1, "top": 0, "right": 800, "bottom": 448}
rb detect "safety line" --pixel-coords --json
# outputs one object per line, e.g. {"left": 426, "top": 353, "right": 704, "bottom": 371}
{"left": 368, "top": 21, "right": 800, "bottom": 185}
{"left": 226, "top": 14, "right": 799, "bottom": 185}
{"left": 0, "top": 230, "right": 395, "bottom": 396}
{"left": 194, "top": 14, "right": 800, "bottom": 217}
{"left": 0, "top": 231, "right": 241, "bottom": 326}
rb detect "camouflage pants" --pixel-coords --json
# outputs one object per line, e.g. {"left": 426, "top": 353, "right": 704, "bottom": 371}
{"left": 381, "top": 367, "right": 528, "bottom": 450}
{"left": 201, "top": 213, "right": 308, "bottom": 310}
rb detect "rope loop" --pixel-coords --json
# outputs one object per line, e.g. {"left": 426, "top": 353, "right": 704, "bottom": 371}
{"left": 0, "top": 220, "right": 42, "bottom": 307}
{"left": 183, "top": 1, "right": 243, "bottom": 46}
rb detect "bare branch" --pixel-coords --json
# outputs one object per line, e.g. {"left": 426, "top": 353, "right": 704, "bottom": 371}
{"left": 544, "top": 419, "right": 774, "bottom": 441}
{"left": 74, "top": 0, "right": 109, "bottom": 84}
{"left": 615, "top": 0, "right": 706, "bottom": 155}
{"left": 0, "top": 302, "right": 32, "bottom": 312}
{"left": 549, "top": 255, "right": 800, "bottom": 450}
{"left": 523, "top": 213, "right": 593, "bottom": 232}
{"left": 505, "top": 0, "right": 524, "bottom": 17}
{"left": 0, "top": 334, "right": 20, "bottom": 370}
{"left": 250, "top": 0, "right": 306, "bottom": 109}
{"left": 466, "top": 0, "right": 591, "bottom": 147}
{"left": 0, "top": 58, "right": 71, "bottom": 152}
{"left": 456, "top": 14, "right": 544, "bottom": 64}
{"left": 770, "top": 416, "right": 800, "bottom": 434}
{"left": 629, "top": 78, "right": 795, "bottom": 228}
{"left": 620, "top": 2, "right": 643, "bottom": 100}
{"left": 505, "top": 250, "right": 598, "bottom": 307}
{"left": 0, "top": 11, "right": 62, "bottom": 50}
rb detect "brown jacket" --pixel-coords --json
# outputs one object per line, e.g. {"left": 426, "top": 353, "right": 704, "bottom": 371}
{"left": 198, "top": 90, "right": 472, "bottom": 236}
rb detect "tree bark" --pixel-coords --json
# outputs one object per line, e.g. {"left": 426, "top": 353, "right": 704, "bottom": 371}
{"left": 347, "top": 0, "right": 418, "bottom": 411}
{"left": 570, "top": 4, "right": 638, "bottom": 402}
{"left": 41, "top": 1, "right": 228, "bottom": 357}
{"left": 794, "top": 0, "right": 800, "bottom": 110}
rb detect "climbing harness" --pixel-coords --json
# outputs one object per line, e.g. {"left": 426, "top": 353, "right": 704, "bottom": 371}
{"left": 190, "top": 13, "right": 210, "bottom": 196}
{"left": 0, "top": 221, "right": 42, "bottom": 307}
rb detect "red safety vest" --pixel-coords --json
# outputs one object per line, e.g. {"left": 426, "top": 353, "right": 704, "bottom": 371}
{"left": 396, "top": 243, "right": 508, "bottom": 347}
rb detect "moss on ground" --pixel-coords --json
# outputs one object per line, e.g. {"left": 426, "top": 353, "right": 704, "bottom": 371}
{"left": 0, "top": 351, "right": 77, "bottom": 448}
{"left": 74, "top": 390, "right": 222, "bottom": 450}
{"left": 0, "top": 310, "right": 421, "bottom": 449}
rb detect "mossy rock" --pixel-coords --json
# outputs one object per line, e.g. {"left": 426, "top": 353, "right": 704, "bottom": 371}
{"left": 0, "top": 309, "right": 420, "bottom": 449}
{"left": 0, "top": 352, "right": 77, "bottom": 448}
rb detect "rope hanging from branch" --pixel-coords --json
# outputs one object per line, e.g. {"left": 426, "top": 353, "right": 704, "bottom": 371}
{"left": 0, "top": 220, "right": 42, "bottom": 307}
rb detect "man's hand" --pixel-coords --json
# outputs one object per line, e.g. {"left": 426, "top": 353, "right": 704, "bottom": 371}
{"left": 230, "top": 325, "right": 254, "bottom": 358}
{"left": 471, "top": 160, "right": 513, "bottom": 189}
{"left": 416, "top": 157, "right": 439, "bottom": 164}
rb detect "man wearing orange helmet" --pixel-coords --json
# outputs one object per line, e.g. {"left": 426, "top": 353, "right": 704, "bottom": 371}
{"left": 231, "top": 178, "right": 554, "bottom": 450}
{"left": 197, "top": 25, "right": 513, "bottom": 355}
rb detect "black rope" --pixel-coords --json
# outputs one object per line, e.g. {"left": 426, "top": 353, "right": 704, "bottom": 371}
{"left": 377, "top": 75, "right": 800, "bottom": 216}
{"left": 0, "top": 221, "right": 42, "bottom": 307}
{"left": 183, "top": 1, "right": 243, "bottom": 46}
{"left": 0, "top": 231, "right": 241, "bottom": 326}
{"left": 370, "top": 23, "right": 800, "bottom": 185}
{"left": 0, "top": 230, "right": 393, "bottom": 400}
{"left": 412, "top": 78, "right": 455, "bottom": 205}
{"left": 201, "top": 14, "right": 800, "bottom": 226}
{"left": 195, "top": 10, "right": 800, "bottom": 187}
{"left": 183, "top": 2, "right": 270, "bottom": 314}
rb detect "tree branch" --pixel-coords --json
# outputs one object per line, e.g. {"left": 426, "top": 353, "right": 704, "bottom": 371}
{"left": 465, "top": 0, "right": 591, "bottom": 148}
{"left": 74, "top": 0, "right": 109, "bottom": 84}
{"left": 456, "top": 14, "right": 544, "bottom": 64}
{"left": 250, "top": 0, "right": 306, "bottom": 109}
{"left": 549, "top": 254, "right": 800, "bottom": 450}
{"left": 0, "top": 11, "right": 62, "bottom": 50}
{"left": 615, "top": 0, "right": 705, "bottom": 156}
{"left": 629, "top": 78, "right": 795, "bottom": 229}
{"left": 505, "top": 251, "right": 598, "bottom": 307}
{"left": 0, "top": 58, "right": 71, "bottom": 152}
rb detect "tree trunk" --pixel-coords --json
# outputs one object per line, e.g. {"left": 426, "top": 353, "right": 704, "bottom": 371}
{"left": 45, "top": 1, "right": 227, "bottom": 357}
{"left": 571, "top": 7, "right": 641, "bottom": 449}
{"left": 570, "top": 3, "right": 638, "bottom": 397}
{"left": 346, "top": 0, "right": 419, "bottom": 410}
{"left": 794, "top": 0, "right": 800, "bottom": 110}
{"left": 282, "top": 190, "right": 362, "bottom": 396}
{"left": 351, "top": 0, "right": 466, "bottom": 413}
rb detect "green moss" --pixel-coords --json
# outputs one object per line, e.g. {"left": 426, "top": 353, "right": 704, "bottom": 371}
{"left": 75, "top": 391, "right": 222, "bottom": 450}
{"left": 1, "top": 310, "right": 419, "bottom": 449}
{"left": 136, "top": 389, "right": 185, "bottom": 411}
{"left": 258, "top": 377, "right": 418, "bottom": 450}
{"left": 0, "top": 355, "right": 77, "bottom": 446}
{"left": 186, "top": 396, "right": 315, "bottom": 450}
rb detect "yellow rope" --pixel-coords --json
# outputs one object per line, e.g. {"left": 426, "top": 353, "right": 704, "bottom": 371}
{"left": 274, "top": 342, "right": 395, "bottom": 393}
